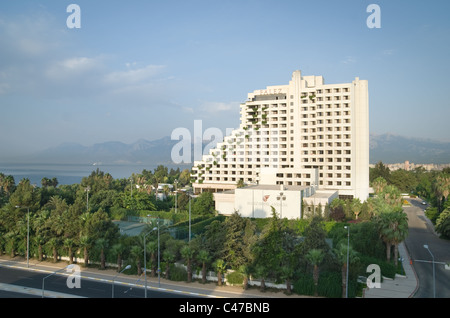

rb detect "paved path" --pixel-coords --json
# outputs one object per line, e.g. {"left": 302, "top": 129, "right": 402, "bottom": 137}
{"left": 363, "top": 242, "right": 418, "bottom": 298}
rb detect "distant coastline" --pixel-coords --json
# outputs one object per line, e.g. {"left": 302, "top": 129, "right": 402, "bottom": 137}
{"left": 0, "top": 162, "right": 188, "bottom": 186}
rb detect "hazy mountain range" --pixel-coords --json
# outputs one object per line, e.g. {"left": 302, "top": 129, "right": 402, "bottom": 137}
{"left": 369, "top": 133, "right": 450, "bottom": 164}
{"left": 6, "top": 133, "right": 450, "bottom": 165}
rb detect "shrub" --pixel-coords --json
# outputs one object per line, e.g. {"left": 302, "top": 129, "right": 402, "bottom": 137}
{"left": 317, "top": 271, "right": 341, "bottom": 298}
{"left": 292, "top": 272, "right": 315, "bottom": 296}
{"left": 436, "top": 209, "right": 450, "bottom": 239}
{"left": 357, "top": 255, "right": 397, "bottom": 279}
{"left": 170, "top": 264, "right": 188, "bottom": 281}
{"left": 226, "top": 271, "right": 244, "bottom": 285}
{"left": 425, "top": 207, "right": 440, "bottom": 224}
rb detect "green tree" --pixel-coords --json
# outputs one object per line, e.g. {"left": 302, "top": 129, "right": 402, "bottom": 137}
{"left": 147, "top": 241, "right": 158, "bottom": 277}
{"left": 163, "top": 249, "right": 176, "bottom": 279}
{"left": 370, "top": 162, "right": 391, "bottom": 184}
{"left": 302, "top": 216, "right": 330, "bottom": 253}
{"left": 435, "top": 208, "right": 450, "bottom": 239}
{"left": 223, "top": 211, "right": 256, "bottom": 270}
{"left": 305, "top": 249, "right": 325, "bottom": 297}
{"left": 252, "top": 208, "right": 299, "bottom": 290}
{"left": 375, "top": 210, "right": 409, "bottom": 265}
{"left": 131, "top": 245, "right": 143, "bottom": 276}
{"left": 95, "top": 238, "right": 109, "bottom": 270}
{"left": 192, "top": 191, "right": 215, "bottom": 215}
{"left": 111, "top": 241, "right": 127, "bottom": 272}
{"left": 64, "top": 238, "right": 76, "bottom": 264}
{"left": 350, "top": 198, "right": 363, "bottom": 220}
{"left": 181, "top": 245, "right": 195, "bottom": 283}
{"left": 178, "top": 169, "right": 191, "bottom": 186}
{"left": 333, "top": 242, "right": 359, "bottom": 298}
{"left": 197, "top": 249, "right": 211, "bottom": 284}
{"left": 372, "top": 176, "right": 388, "bottom": 195}
{"left": 47, "top": 237, "right": 61, "bottom": 263}
{"left": 9, "top": 178, "right": 41, "bottom": 210}
{"left": 434, "top": 174, "right": 450, "bottom": 212}
{"left": 213, "top": 259, "right": 226, "bottom": 286}
{"left": 79, "top": 235, "right": 92, "bottom": 267}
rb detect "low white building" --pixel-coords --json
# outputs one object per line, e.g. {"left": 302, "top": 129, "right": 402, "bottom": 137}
{"left": 214, "top": 184, "right": 338, "bottom": 219}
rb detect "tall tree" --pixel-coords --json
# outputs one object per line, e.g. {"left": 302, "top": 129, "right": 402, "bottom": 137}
{"left": 95, "top": 238, "right": 109, "bottom": 270}
{"left": 333, "top": 242, "right": 359, "bottom": 298}
{"left": 223, "top": 211, "right": 256, "bottom": 270}
{"left": 305, "top": 249, "right": 325, "bottom": 297}
{"left": 181, "top": 245, "right": 195, "bottom": 283}
{"left": 375, "top": 210, "right": 409, "bottom": 265}
{"left": 197, "top": 249, "right": 211, "bottom": 284}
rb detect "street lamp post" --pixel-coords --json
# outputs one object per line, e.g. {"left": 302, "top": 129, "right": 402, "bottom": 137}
{"left": 112, "top": 264, "right": 131, "bottom": 298}
{"left": 42, "top": 264, "right": 74, "bottom": 298}
{"left": 188, "top": 192, "right": 192, "bottom": 242}
{"left": 423, "top": 244, "right": 436, "bottom": 298}
{"left": 144, "top": 226, "right": 157, "bottom": 298}
{"left": 276, "top": 192, "right": 286, "bottom": 218}
{"left": 85, "top": 186, "right": 90, "bottom": 212}
{"left": 157, "top": 217, "right": 160, "bottom": 287}
{"left": 149, "top": 215, "right": 161, "bottom": 287}
{"left": 344, "top": 225, "right": 350, "bottom": 298}
{"left": 174, "top": 179, "right": 178, "bottom": 214}
{"left": 15, "top": 205, "right": 30, "bottom": 268}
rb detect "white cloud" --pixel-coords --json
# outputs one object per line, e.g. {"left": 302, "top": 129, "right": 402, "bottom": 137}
{"left": 45, "top": 57, "right": 102, "bottom": 80}
{"left": 340, "top": 56, "right": 356, "bottom": 64}
{"left": 0, "top": 83, "right": 10, "bottom": 95}
{"left": 382, "top": 49, "right": 396, "bottom": 56}
{"left": 104, "top": 64, "right": 166, "bottom": 85}
{"left": 200, "top": 101, "right": 240, "bottom": 113}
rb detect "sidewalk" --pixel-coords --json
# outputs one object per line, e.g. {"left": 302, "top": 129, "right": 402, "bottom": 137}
{"left": 363, "top": 242, "right": 419, "bottom": 298}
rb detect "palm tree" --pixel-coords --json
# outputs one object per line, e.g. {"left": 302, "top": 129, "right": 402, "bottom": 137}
{"left": 305, "top": 249, "right": 325, "bottom": 296}
{"left": 111, "top": 242, "right": 126, "bottom": 272}
{"left": 350, "top": 198, "right": 363, "bottom": 220}
{"left": 238, "top": 264, "right": 251, "bottom": 290}
{"left": 333, "top": 242, "right": 359, "bottom": 298}
{"left": 197, "top": 249, "right": 210, "bottom": 284}
{"left": 213, "top": 259, "right": 226, "bottom": 286}
{"left": 147, "top": 241, "right": 158, "bottom": 277}
{"left": 64, "top": 238, "right": 76, "bottom": 264}
{"left": 33, "top": 210, "right": 50, "bottom": 261}
{"left": 253, "top": 264, "right": 268, "bottom": 292}
{"left": 372, "top": 177, "right": 387, "bottom": 194}
{"left": 79, "top": 235, "right": 92, "bottom": 267}
{"left": 130, "top": 245, "right": 143, "bottom": 276}
{"left": 181, "top": 245, "right": 194, "bottom": 283}
{"left": 381, "top": 211, "right": 409, "bottom": 266}
{"left": 163, "top": 249, "right": 176, "bottom": 279}
{"left": 376, "top": 211, "right": 409, "bottom": 265}
{"left": 95, "top": 238, "right": 109, "bottom": 270}
{"left": 434, "top": 174, "right": 450, "bottom": 212}
{"left": 47, "top": 237, "right": 61, "bottom": 263}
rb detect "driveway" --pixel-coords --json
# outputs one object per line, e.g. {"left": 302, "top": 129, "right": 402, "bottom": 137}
{"left": 403, "top": 198, "right": 450, "bottom": 298}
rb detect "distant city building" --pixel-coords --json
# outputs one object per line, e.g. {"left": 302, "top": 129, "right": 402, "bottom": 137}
{"left": 191, "top": 70, "right": 369, "bottom": 218}
{"left": 370, "top": 162, "right": 450, "bottom": 171}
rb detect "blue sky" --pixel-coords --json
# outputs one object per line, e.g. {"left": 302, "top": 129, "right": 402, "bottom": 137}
{"left": 0, "top": 0, "right": 449, "bottom": 159}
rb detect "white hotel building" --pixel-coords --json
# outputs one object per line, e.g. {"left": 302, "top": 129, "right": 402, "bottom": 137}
{"left": 191, "top": 70, "right": 369, "bottom": 218}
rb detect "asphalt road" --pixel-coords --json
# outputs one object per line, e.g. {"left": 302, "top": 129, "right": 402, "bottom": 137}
{"left": 0, "top": 266, "right": 195, "bottom": 298}
{"left": 404, "top": 199, "right": 450, "bottom": 298}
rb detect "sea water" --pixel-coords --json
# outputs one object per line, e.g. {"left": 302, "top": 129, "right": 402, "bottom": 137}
{"left": 0, "top": 163, "right": 163, "bottom": 186}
